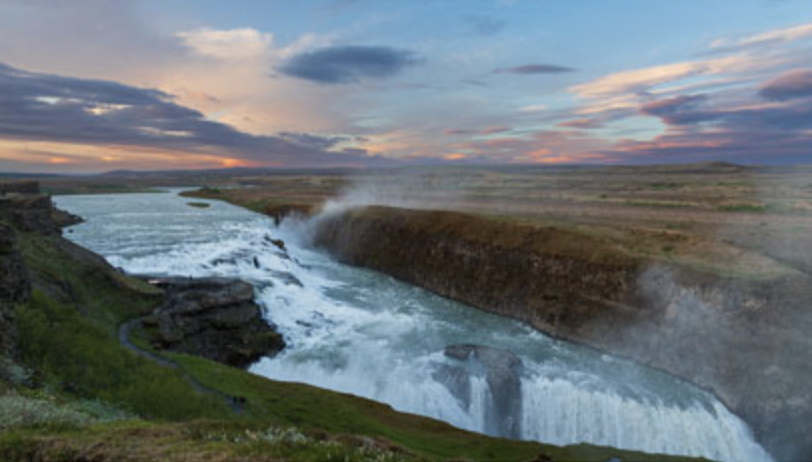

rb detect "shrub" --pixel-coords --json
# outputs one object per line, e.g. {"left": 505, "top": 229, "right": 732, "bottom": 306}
{"left": 0, "top": 393, "right": 132, "bottom": 430}
{"left": 0, "top": 357, "right": 33, "bottom": 387}
{"left": 199, "top": 426, "right": 418, "bottom": 462}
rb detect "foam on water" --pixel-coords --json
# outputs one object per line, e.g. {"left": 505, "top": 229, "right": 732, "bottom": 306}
{"left": 55, "top": 191, "right": 774, "bottom": 462}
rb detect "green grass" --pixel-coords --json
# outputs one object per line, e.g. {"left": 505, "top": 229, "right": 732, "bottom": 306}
{"left": 0, "top": 390, "right": 134, "bottom": 431}
{"left": 172, "top": 353, "right": 542, "bottom": 461}
{"left": 17, "top": 231, "right": 161, "bottom": 332}
{"left": 0, "top": 421, "right": 424, "bottom": 462}
{"left": 187, "top": 202, "right": 211, "bottom": 209}
{"left": 16, "top": 291, "right": 233, "bottom": 421}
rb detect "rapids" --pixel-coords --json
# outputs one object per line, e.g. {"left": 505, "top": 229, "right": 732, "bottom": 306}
{"left": 55, "top": 191, "right": 774, "bottom": 462}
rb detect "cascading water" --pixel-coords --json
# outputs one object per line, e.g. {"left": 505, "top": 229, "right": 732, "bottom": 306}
{"left": 56, "top": 191, "right": 774, "bottom": 462}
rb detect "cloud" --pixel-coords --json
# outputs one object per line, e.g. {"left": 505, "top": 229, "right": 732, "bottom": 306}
{"left": 494, "top": 64, "right": 575, "bottom": 75}
{"left": 711, "top": 22, "right": 812, "bottom": 51}
{"left": 760, "top": 69, "right": 812, "bottom": 101}
{"left": 556, "top": 118, "right": 605, "bottom": 129}
{"left": 177, "top": 27, "right": 273, "bottom": 61}
{"left": 278, "top": 132, "right": 351, "bottom": 150}
{"left": 0, "top": 0, "right": 185, "bottom": 79}
{"left": 519, "top": 103, "right": 547, "bottom": 113}
{"left": 639, "top": 95, "right": 711, "bottom": 125}
{"left": 461, "top": 78, "right": 488, "bottom": 87}
{"left": 277, "top": 45, "right": 420, "bottom": 84}
{"left": 443, "top": 126, "right": 511, "bottom": 136}
{"left": 479, "top": 126, "right": 511, "bottom": 135}
{"left": 570, "top": 56, "right": 752, "bottom": 99}
{"left": 321, "top": 0, "right": 365, "bottom": 14}
{"left": 0, "top": 61, "right": 387, "bottom": 167}
{"left": 642, "top": 90, "right": 812, "bottom": 132}
{"left": 613, "top": 82, "right": 812, "bottom": 164}
{"left": 464, "top": 15, "right": 505, "bottom": 36}
{"left": 559, "top": 21, "right": 812, "bottom": 165}
{"left": 608, "top": 129, "right": 812, "bottom": 165}
{"left": 443, "top": 129, "right": 474, "bottom": 136}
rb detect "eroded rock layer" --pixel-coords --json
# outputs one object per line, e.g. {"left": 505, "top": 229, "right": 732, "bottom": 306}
{"left": 312, "top": 205, "right": 812, "bottom": 462}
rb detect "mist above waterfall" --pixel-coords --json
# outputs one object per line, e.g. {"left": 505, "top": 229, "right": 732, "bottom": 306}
{"left": 319, "top": 168, "right": 479, "bottom": 216}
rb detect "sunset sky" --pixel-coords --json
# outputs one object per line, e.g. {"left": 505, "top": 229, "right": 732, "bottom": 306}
{"left": 1, "top": 0, "right": 812, "bottom": 172}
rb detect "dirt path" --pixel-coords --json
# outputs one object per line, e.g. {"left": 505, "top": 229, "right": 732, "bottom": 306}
{"left": 118, "top": 318, "right": 245, "bottom": 414}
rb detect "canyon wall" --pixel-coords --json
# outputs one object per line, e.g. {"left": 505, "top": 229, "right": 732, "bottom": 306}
{"left": 311, "top": 205, "right": 812, "bottom": 462}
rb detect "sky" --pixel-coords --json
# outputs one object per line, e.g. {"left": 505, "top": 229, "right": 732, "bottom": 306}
{"left": 1, "top": 0, "right": 812, "bottom": 173}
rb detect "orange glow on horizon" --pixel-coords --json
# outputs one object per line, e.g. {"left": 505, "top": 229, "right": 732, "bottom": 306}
{"left": 538, "top": 155, "right": 577, "bottom": 164}
{"left": 220, "top": 158, "right": 253, "bottom": 168}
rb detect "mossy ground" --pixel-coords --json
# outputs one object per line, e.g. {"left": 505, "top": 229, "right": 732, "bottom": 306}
{"left": 0, "top": 218, "right": 714, "bottom": 462}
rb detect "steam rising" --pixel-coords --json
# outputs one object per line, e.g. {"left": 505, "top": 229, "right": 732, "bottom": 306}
{"left": 319, "top": 168, "right": 479, "bottom": 216}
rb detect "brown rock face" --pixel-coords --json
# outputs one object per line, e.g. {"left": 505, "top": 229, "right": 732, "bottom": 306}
{"left": 0, "top": 182, "right": 82, "bottom": 235}
{"left": 312, "top": 205, "right": 812, "bottom": 462}
{"left": 144, "top": 278, "right": 285, "bottom": 368}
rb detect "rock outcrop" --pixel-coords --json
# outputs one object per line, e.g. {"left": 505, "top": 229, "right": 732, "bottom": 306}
{"left": 143, "top": 278, "right": 285, "bottom": 368}
{"left": 435, "top": 344, "right": 523, "bottom": 439}
{"left": 0, "top": 180, "right": 40, "bottom": 195}
{"left": 313, "top": 205, "right": 812, "bottom": 462}
{"left": 0, "top": 182, "right": 82, "bottom": 235}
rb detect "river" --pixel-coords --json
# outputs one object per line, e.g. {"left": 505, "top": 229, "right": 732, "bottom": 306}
{"left": 55, "top": 190, "right": 773, "bottom": 462}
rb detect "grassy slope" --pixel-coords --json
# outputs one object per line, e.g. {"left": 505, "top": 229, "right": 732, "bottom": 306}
{"left": 1, "top": 223, "right": 712, "bottom": 462}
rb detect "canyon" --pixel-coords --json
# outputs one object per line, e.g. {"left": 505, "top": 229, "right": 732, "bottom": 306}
{"left": 310, "top": 205, "right": 812, "bottom": 462}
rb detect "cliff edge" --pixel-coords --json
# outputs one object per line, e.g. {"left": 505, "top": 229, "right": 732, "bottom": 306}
{"left": 312, "top": 205, "right": 812, "bottom": 462}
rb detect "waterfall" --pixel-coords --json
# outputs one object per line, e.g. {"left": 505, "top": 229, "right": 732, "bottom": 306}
{"left": 56, "top": 191, "right": 775, "bottom": 462}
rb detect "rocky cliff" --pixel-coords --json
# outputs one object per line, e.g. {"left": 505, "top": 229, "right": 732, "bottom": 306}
{"left": 0, "top": 181, "right": 282, "bottom": 371}
{"left": 312, "top": 205, "right": 812, "bottom": 462}
{"left": 142, "top": 277, "right": 285, "bottom": 367}
{"left": 0, "top": 182, "right": 82, "bottom": 235}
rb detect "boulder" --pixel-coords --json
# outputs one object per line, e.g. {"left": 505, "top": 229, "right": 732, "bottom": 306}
{"left": 145, "top": 278, "right": 285, "bottom": 368}
{"left": 435, "top": 344, "right": 523, "bottom": 438}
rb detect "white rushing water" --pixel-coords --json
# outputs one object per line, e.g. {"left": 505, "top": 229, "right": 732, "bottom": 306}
{"left": 56, "top": 191, "right": 774, "bottom": 462}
